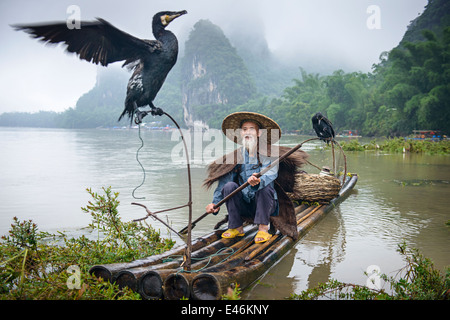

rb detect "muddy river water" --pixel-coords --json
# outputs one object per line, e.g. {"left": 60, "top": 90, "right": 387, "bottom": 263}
{"left": 1, "top": 127, "right": 448, "bottom": 299}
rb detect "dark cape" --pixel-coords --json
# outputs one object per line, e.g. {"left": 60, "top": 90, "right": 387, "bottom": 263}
{"left": 203, "top": 146, "right": 309, "bottom": 239}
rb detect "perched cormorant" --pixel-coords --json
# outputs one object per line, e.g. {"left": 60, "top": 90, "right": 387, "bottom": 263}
{"left": 312, "top": 112, "right": 335, "bottom": 144}
{"left": 13, "top": 10, "right": 187, "bottom": 124}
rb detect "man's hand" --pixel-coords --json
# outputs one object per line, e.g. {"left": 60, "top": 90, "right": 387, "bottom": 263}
{"left": 205, "top": 203, "right": 220, "bottom": 214}
{"left": 248, "top": 173, "right": 261, "bottom": 186}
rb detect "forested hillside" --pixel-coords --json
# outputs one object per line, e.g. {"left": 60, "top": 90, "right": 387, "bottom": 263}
{"left": 205, "top": 0, "right": 450, "bottom": 136}
{"left": 229, "top": 23, "right": 450, "bottom": 136}
{"left": 180, "top": 20, "right": 256, "bottom": 129}
{"left": 1, "top": 0, "right": 448, "bottom": 136}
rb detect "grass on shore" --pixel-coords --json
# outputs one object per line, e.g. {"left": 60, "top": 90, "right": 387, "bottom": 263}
{"left": 339, "top": 138, "right": 450, "bottom": 154}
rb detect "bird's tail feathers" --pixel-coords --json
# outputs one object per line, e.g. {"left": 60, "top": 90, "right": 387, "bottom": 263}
{"left": 118, "top": 100, "right": 135, "bottom": 122}
{"left": 118, "top": 109, "right": 129, "bottom": 122}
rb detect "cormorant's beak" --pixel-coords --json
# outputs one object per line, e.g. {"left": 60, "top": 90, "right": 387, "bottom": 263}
{"left": 167, "top": 10, "right": 187, "bottom": 23}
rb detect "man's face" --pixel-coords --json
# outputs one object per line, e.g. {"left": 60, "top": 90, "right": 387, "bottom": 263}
{"left": 240, "top": 121, "right": 261, "bottom": 151}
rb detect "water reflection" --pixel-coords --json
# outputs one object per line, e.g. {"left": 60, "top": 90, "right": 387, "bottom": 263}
{"left": 298, "top": 209, "right": 346, "bottom": 288}
{"left": 243, "top": 203, "right": 347, "bottom": 299}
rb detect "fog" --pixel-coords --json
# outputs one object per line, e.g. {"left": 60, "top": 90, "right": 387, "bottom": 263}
{"left": 0, "top": 0, "right": 427, "bottom": 114}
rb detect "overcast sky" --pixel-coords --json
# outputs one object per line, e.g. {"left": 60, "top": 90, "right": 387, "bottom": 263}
{"left": 0, "top": 0, "right": 427, "bottom": 114}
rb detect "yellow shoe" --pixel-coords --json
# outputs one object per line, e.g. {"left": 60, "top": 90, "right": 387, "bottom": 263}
{"left": 221, "top": 228, "right": 245, "bottom": 239}
{"left": 254, "top": 230, "right": 272, "bottom": 244}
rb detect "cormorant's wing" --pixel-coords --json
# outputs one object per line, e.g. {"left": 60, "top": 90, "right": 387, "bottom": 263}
{"left": 13, "top": 18, "right": 161, "bottom": 67}
{"left": 322, "top": 117, "right": 335, "bottom": 137}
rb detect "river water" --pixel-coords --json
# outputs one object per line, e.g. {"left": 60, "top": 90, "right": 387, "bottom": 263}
{"left": 1, "top": 127, "right": 449, "bottom": 299}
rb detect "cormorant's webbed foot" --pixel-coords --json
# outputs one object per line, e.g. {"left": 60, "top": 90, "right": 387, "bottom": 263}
{"left": 134, "top": 107, "right": 164, "bottom": 124}
{"left": 134, "top": 110, "right": 149, "bottom": 124}
{"left": 150, "top": 107, "right": 164, "bottom": 116}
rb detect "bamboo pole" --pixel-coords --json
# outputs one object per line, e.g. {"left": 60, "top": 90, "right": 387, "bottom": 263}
{"left": 191, "top": 219, "right": 319, "bottom": 299}
{"left": 113, "top": 259, "right": 183, "bottom": 291}
{"left": 163, "top": 112, "right": 193, "bottom": 271}
{"left": 89, "top": 229, "right": 223, "bottom": 281}
{"left": 332, "top": 140, "right": 336, "bottom": 174}
{"left": 333, "top": 139, "right": 348, "bottom": 186}
{"left": 112, "top": 225, "right": 258, "bottom": 293}
{"left": 294, "top": 204, "right": 317, "bottom": 221}
{"left": 294, "top": 203, "right": 309, "bottom": 214}
{"left": 163, "top": 272, "right": 198, "bottom": 300}
{"left": 160, "top": 233, "right": 257, "bottom": 299}
{"left": 244, "top": 234, "right": 280, "bottom": 261}
{"left": 159, "top": 205, "right": 315, "bottom": 299}
{"left": 191, "top": 236, "right": 295, "bottom": 300}
{"left": 139, "top": 269, "right": 176, "bottom": 300}
{"left": 135, "top": 230, "right": 256, "bottom": 299}
{"left": 159, "top": 237, "right": 277, "bottom": 299}
{"left": 297, "top": 205, "right": 323, "bottom": 225}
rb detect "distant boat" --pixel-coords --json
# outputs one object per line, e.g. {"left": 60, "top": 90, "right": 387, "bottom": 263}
{"left": 407, "top": 130, "right": 446, "bottom": 141}
{"left": 336, "top": 130, "right": 361, "bottom": 138}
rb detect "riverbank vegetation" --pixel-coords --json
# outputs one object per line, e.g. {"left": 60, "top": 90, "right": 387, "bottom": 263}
{"left": 339, "top": 138, "right": 450, "bottom": 154}
{"left": 291, "top": 242, "right": 450, "bottom": 300}
{"left": 0, "top": 187, "right": 174, "bottom": 300}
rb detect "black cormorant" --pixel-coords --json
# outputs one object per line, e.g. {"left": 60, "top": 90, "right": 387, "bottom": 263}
{"left": 13, "top": 10, "right": 187, "bottom": 124}
{"left": 312, "top": 112, "right": 335, "bottom": 144}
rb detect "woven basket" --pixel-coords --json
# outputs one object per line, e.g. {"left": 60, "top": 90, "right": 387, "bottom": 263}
{"left": 288, "top": 173, "right": 341, "bottom": 204}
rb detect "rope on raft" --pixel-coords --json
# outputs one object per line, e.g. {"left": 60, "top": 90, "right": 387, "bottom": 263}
{"left": 162, "top": 246, "right": 237, "bottom": 274}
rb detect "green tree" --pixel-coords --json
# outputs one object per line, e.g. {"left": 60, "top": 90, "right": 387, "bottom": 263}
{"left": 378, "top": 27, "right": 450, "bottom": 135}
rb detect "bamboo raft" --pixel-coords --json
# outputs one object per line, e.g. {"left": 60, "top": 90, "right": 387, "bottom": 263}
{"left": 89, "top": 173, "right": 358, "bottom": 300}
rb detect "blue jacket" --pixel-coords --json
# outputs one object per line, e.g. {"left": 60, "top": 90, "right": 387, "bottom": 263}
{"left": 212, "top": 147, "right": 279, "bottom": 206}
{"left": 204, "top": 145, "right": 309, "bottom": 239}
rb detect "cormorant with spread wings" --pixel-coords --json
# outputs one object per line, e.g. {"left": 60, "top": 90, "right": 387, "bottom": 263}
{"left": 13, "top": 10, "right": 187, "bottom": 124}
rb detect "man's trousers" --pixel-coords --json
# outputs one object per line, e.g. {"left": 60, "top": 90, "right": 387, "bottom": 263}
{"left": 221, "top": 181, "right": 277, "bottom": 228}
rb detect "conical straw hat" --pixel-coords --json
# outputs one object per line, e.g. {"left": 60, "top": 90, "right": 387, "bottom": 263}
{"left": 221, "top": 111, "right": 281, "bottom": 145}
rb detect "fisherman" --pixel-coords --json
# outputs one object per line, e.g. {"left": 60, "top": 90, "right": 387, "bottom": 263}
{"left": 204, "top": 112, "right": 309, "bottom": 243}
